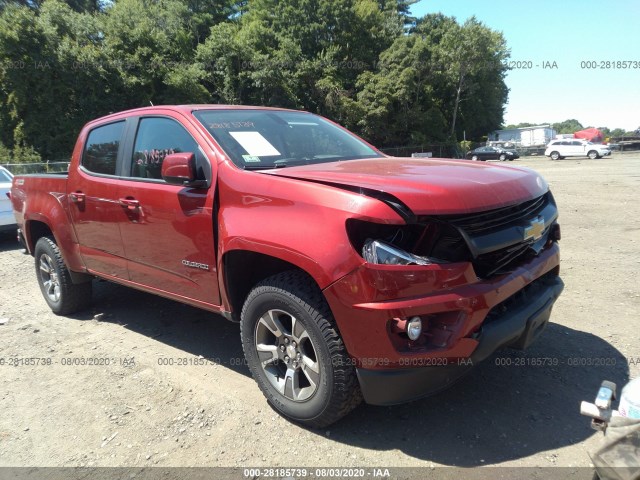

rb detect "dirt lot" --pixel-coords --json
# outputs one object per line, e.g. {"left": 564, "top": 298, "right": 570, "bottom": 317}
{"left": 0, "top": 153, "right": 639, "bottom": 472}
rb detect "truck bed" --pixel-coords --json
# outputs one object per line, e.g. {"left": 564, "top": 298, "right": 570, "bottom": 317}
{"left": 11, "top": 173, "right": 70, "bottom": 242}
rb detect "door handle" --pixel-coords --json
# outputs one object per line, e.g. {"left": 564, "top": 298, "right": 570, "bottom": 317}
{"left": 69, "top": 192, "right": 85, "bottom": 204}
{"left": 119, "top": 198, "right": 140, "bottom": 211}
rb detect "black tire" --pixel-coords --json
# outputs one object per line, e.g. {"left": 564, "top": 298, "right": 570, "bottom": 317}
{"left": 471, "top": 155, "right": 478, "bottom": 161}
{"left": 499, "top": 154, "right": 507, "bottom": 161}
{"left": 240, "top": 270, "right": 362, "bottom": 428}
{"left": 588, "top": 150, "right": 599, "bottom": 159}
{"left": 34, "top": 236, "right": 92, "bottom": 315}
{"left": 550, "top": 151, "right": 560, "bottom": 161}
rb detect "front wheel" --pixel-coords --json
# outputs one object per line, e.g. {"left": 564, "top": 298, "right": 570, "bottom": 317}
{"left": 550, "top": 151, "right": 561, "bottom": 160}
{"left": 588, "top": 150, "right": 600, "bottom": 159}
{"left": 240, "top": 271, "right": 362, "bottom": 428}
{"left": 471, "top": 155, "right": 478, "bottom": 161}
{"left": 34, "top": 236, "right": 92, "bottom": 315}
{"left": 499, "top": 154, "right": 507, "bottom": 161}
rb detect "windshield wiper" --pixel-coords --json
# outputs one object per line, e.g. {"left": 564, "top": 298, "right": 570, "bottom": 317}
{"left": 242, "top": 164, "right": 273, "bottom": 171}
{"left": 241, "top": 158, "right": 299, "bottom": 170}
{"left": 273, "top": 158, "right": 307, "bottom": 168}
{"left": 243, "top": 155, "right": 344, "bottom": 170}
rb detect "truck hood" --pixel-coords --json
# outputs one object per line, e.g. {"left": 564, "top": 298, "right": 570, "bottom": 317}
{"left": 263, "top": 157, "right": 548, "bottom": 215}
{"left": 264, "top": 157, "right": 549, "bottom": 216}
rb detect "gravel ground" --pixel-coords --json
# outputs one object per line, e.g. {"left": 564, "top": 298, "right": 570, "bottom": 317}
{"left": 0, "top": 153, "right": 639, "bottom": 472}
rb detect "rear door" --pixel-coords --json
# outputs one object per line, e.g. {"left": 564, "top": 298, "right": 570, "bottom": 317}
{"left": 67, "top": 120, "right": 130, "bottom": 279}
{"left": 117, "top": 113, "right": 220, "bottom": 306}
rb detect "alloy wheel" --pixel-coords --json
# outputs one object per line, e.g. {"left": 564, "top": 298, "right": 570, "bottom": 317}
{"left": 39, "top": 253, "right": 61, "bottom": 302}
{"left": 254, "top": 309, "right": 320, "bottom": 402}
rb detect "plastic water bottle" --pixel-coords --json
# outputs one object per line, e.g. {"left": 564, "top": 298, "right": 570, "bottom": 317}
{"left": 618, "top": 377, "right": 640, "bottom": 419}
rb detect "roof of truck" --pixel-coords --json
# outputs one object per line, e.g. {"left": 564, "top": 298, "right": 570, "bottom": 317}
{"left": 86, "top": 104, "right": 301, "bottom": 127}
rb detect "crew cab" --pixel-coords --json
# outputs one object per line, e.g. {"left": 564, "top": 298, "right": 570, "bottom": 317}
{"left": 11, "top": 105, "right": 564, "bottom": 427}
{"left": 545, "top": 139, "right": 612, "bottom": 160}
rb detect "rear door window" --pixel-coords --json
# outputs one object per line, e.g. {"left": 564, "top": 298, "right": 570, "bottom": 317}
{"left": 82, "top": 121, "right": 125, "bottom": 176}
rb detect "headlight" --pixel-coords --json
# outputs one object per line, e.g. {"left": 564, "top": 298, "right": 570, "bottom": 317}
{"left": 362, "top": 239, "right": 432, "bottom": 266}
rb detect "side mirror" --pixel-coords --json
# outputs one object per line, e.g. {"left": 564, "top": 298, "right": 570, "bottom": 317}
{"left": 161, "top": 153, "right": 205, "bottom": 187}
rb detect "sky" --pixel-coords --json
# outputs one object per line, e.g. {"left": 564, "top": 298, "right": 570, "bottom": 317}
{"left": 411, "top": 0, "right": 640, "bottom": 131}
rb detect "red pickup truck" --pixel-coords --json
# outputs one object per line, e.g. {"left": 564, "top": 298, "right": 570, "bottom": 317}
{"left": 11, "top": 105, "right": 563, "bottom": 427}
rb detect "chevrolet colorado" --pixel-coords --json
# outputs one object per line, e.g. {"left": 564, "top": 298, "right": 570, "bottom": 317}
{"left": 11, "top": 105, "right": 563, "bottom": 427}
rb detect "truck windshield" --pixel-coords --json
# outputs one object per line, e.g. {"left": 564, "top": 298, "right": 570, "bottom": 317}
{"left": 193, "top": 109, "right": 382, "bottom": 170}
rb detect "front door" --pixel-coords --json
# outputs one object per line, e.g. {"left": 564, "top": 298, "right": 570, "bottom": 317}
{"left": 117, "top": 115, "right": 220, "bottom": 306}
{"left": 569, "top": 141, "right": 584, "bottom": 156}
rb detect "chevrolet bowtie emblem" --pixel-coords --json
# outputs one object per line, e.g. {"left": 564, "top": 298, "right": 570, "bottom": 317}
{"left": 524, "top": 217, "right": 545, "bottom": 241}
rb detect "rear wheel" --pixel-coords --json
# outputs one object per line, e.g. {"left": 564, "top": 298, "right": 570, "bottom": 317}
{"left": 240, "top": 271, "right": 362, "bottom": 427}
{"left": 550, "top": 151, "right": 561, "bottom": 161}
{"left": 588, "top": 150, "right": 599, "bottom": 159}
{"left": 499, "top": 154, "right": 507, "bottom": 161}
{"left": 471, "top": 155, "right": 478, "bottom": 161}
{"left": 34, "top": 236, "right": 92, "bottom": 315}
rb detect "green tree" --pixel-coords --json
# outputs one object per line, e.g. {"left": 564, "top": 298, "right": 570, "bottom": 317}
{"left": 102, "top": 0, "right": 209, "bottom": 106}
{"left": 347, "top": 33, "right": 448, "bottom": 146}
{"left": 432, "top": 16, "right": 509, "bottom": 139}
{"left": 0, "top": 1, "right": 118, "bottom": 159}
{"left": 0, "top": 0, "right": 104, "bottom": 13}
{"left": 0, "top": 0, "right": 513, "bottom": 161}
{"left": 196, "top": 0, "right": 408, "bottom": 112}
{"left": 0, "top": 141, "right": 11, "bottom": 162}
{"left": 552, "top": 119, "right": 584, "bottom": 134}
{"left": 348, "top": 13, "right": 509, "bottom": 147}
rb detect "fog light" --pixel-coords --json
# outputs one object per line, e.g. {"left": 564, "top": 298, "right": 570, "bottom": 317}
{"left": 407, "top": 316, "right": 422, "bottom": 341}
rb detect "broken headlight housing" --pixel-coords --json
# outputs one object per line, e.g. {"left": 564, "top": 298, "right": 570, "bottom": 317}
{"left": 346, "top": 219, "right": 461, "bottom": 266}
{"left": 362, "top": 239, "right": 432, "bottom": 266}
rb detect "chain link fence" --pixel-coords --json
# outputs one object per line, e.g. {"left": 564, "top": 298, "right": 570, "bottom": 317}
{"left": 0, "top": 161, "right": 70, "bottom": 175}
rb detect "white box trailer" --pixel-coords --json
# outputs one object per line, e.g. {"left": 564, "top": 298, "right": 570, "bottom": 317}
{"left": 488, "top": 125, "right": 557, "bottom": 148}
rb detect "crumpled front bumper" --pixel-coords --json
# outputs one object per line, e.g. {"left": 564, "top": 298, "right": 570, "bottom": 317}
{"left": 323, "top": 242, "right": 563, "bottom": 405}
{"left": 356, "top": 274, "right": 563, "bottom": 405}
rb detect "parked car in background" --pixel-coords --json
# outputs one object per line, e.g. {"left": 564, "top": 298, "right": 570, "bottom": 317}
{"left": 0, "top": 166, "right": 16, "bottom": 233}
{"left": 545, "top": 140, "right": 612, "bottom": 160}
{"left": 465, "top": 146, "right": 519, "bottom": 161}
